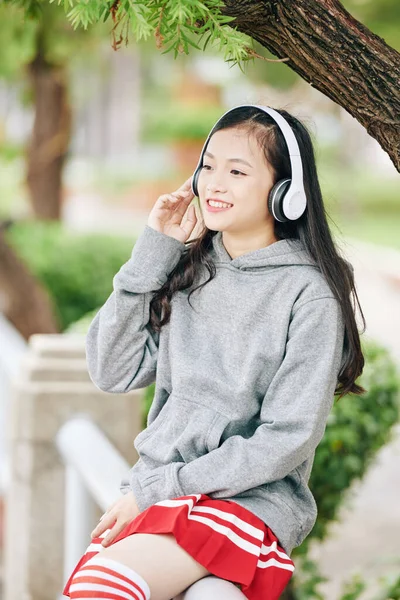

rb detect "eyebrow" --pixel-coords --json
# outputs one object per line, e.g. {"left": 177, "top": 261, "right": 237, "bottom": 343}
{"left": 204, "top": 151, "right": 253, "bottom": 168}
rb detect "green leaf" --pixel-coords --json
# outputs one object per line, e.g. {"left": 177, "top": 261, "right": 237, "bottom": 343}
{"left": 202, "top": 31, "right": 213, "bottom": 51}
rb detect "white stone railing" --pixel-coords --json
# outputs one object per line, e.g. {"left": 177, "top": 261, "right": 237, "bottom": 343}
{"left": 3, "top": 333, "right": 143, "bottom": 600}
{"left": 0, "top": 313, "right": 27, "bottom": 494}
{"left": 56, "top": 416, "right": 131, "bottom": 588}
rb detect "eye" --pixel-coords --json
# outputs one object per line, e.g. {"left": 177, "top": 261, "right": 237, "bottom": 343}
{"left": 201, "top": 165, "right": 245, "bottom": 176}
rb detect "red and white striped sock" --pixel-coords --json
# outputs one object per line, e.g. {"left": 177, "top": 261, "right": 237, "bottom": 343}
{"left": 68, "top": 555, "right": 151, "bottom": 600}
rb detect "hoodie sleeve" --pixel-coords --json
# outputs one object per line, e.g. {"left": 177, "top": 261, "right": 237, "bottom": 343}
{"left": 128, "top": 295, "right": 346, "bottom": 509}
{"left": 85, "top": 225, "right": 186, "bottom": 393}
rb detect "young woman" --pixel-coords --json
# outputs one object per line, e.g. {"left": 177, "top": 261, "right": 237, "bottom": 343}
{"left": 63, "top": 105, "right": 366, "bottom": 600}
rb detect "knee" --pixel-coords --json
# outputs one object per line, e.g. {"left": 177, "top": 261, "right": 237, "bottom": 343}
{"left": 67, "top": 556, "right": 151, "bottom": 599}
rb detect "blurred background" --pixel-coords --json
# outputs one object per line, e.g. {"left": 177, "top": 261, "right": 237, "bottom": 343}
{"left": 0, "top": 0, "right": 398, "bottom": 244}
{"left": 0, "top": 0, "right": 399, "bottom": 598}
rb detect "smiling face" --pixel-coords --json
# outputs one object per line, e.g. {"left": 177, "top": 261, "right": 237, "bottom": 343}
{"left": 197, "top": 126, "right": 277, "bottom": 238}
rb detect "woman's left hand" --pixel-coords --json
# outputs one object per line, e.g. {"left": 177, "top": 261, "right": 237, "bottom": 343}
{"left": 91, "top": 491, "right": 140, "bottom": 547}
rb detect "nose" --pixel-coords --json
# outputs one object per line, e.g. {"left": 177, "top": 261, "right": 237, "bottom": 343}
{"left": 203, "top": 175, "right": 228, "bottom": 195}
{"left": 207, "top": 185, "right": 226, "bottom": 195}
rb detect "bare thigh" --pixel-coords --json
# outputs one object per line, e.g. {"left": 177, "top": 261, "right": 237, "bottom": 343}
{"left": 99, "top": 533, "right": 211, "bottom": 600}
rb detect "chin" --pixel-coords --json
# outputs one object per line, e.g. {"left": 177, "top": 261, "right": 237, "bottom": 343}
{"left": 207, "top": 223, "right": 231, "bottom": 233}
{"left": 204, "top": 217, "right": 225, "bottom": 228}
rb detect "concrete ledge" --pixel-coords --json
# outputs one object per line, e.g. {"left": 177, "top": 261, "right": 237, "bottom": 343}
{"left": 29, "top": 333, "right": 87, "bottom": 359}
{"left": 4, "top": 333, "right": 143, "bottom": 600}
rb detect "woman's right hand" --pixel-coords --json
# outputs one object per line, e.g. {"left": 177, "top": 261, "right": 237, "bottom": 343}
{"left": 147, "top": 176, "right": 197, "bottom": 244}
{"left": 90, "top": 491, "right": 140, "bottom": 548}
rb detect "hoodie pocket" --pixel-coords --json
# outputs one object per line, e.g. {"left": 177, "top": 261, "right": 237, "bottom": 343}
{"left": 134, "top": 393, "right": 229, "bottom": 465}
{"left": 134, "top": 398, "right": 171, "bottom": 450}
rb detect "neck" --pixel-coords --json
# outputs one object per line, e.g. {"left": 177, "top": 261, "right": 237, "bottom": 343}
{"left": 221, "top": 228, "right": 279, "bottom": 259}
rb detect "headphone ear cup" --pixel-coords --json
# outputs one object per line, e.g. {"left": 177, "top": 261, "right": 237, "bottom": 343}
{"left": 192, "top": 167, "right": 201, "bottom": 197}
{"left": 268, "top": 178, "right": 291, "bottom": 222}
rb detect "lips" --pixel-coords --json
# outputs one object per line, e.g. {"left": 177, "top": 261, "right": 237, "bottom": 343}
{"left": 206, "top": 199, "right": 234, "bottom": 207}
{"left": 205, "top": 199, "right": 234, "bottom": 213}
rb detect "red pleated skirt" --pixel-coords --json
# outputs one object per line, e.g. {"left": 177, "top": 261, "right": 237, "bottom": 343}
{"left": 63, "top": 493, "right": 295, "bottom": 600}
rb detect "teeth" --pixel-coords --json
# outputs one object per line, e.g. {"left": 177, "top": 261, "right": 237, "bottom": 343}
{"left": 209, "top": 200, "right": 232, "bottom": 208}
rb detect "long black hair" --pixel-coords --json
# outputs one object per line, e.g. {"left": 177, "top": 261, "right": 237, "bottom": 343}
{"left": 149, "top": 106, "right": 366, "bottom": 401}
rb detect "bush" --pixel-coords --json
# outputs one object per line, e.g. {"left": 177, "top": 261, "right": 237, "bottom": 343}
{"left": 6, "top": 220, "right": 133, "bottom": 331}
{"left": 294, "top": 557, "right": 400, "bottom": 600}
{"left": 65, "top": 308, "right": 100, "bottom": 334}
{"left": 306, "top": 339, "right": 399, "bottom": 551}
{"left": 288, "top": 340, "right": 400, "bottom": 598}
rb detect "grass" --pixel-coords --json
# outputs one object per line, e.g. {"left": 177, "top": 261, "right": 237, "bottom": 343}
{"left": 318, "top": 155, "right": 399, "bottom": 251}
{"left": 332, "top": 213, "right": 400, "bottom": 251}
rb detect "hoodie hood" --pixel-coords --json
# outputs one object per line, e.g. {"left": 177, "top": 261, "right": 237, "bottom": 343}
{"left": 210, "top": 231, "right": 317, "bottom": 271}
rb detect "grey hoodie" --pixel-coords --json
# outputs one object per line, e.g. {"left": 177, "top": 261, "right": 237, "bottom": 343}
{"left": 86, "top": 224, "right": 346, "bottom": 556}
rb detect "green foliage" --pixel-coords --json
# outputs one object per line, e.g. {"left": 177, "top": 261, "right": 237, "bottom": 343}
{"left": 332, "top": 214, "right": 400, "bottom": 252}
{"left": 317, "top": 146, "right": 400, "bottom": 250}
{"left": 142, "top": 382, "right": 156, "bottom": 430}
{"left": 292, "top": 556, "right": 328, "bottom": 600}
{"left": 0, "top": 0, "right": 108, "bottom": 80}
{"left": 338, "top": 573, "right": 367, "bottom": 600}
{"left": 5, "top": 220, "right": 133, "bottom": 330}
{"left": 381, "top": 573, "right": 400, "bottom": 600}
{"left": 4, "top": 0, "right": 399, "bottom": 81}
{"left": 293, "top": 556, "right": 400, "bottom": 600}
{"left": 242, "top": 40, "right": 300, "bottom": 89}
{"left": 45, "top": 0, "right": 256, "bottom": 72}
{"left": 0, "top": 3, "right": 36, "bottom": 78}
{"left": 27, "top": 0, "right": 399, "bottom": 72}
{"left": 0, "top": 142, "right": 24, "bottom": 162}
{"left": 65, "top": 307, "right": 99, "bottom": 333}
{"left": 319, "top": 156, "right": 400, "bottom": 217}
{"left": 0, "top": 157, "right": 28, "bottom": 220}
{"left": 303, "top": 340, "right": 399, "bottom": 550}
{"left": 281, "top": 340, "right": 399, "bottom": 597}
{"left": 341, "top": 0, "right": 400, "bottom": 51}
{"left": 141, "top": 102, "right": 225, "bottom": 142}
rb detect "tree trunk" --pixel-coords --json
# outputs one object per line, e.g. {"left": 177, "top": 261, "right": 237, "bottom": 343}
{"left": 220, "top": 0, "right": 400, "bottom": 171}
{"left": 0, "top": 223, "right": 59, "bottom": 339}
{"left": 26, "top": 26, "right": 72, "bottom": 220}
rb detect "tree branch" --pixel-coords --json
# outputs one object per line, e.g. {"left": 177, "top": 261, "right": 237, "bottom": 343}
{"left": 221, "top": 0, "right": 400, "bottom": 170}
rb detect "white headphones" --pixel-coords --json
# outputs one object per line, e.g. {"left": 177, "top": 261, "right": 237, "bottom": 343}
{"left": 191, "top": 104, "right": 307, "bottom": 222}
